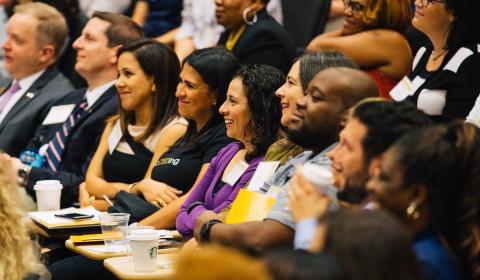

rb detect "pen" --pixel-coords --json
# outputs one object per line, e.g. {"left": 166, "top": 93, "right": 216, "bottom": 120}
{"left": 102, "top": 195, "right": 114, "bottom": 207}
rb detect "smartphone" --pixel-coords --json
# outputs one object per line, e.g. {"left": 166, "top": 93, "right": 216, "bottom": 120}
{"left": 54, "top": 213, "right": 94, "bottom": 220}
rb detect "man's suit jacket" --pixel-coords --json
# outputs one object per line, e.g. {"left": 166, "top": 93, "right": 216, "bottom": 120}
{"left": 0, "top": 66, "right": 74, "bottom": 156}
{"left": 26, "top": 85, "right": 118, "bottom": 207}
{"left": 218, "top": 9, "right": 297, "bottom": 74}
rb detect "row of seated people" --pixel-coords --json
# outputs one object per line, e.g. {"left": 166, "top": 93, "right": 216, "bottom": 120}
{"left": 0, "top": 0, "right": 478, "bottom": 279}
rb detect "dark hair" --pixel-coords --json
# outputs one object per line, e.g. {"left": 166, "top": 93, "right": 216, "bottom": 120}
{"left": 92, "top": 11, "right": 143, "bottom": 47}
{"left": 391, "top": 122, "right": 480, "bottom": 278}
{"left": 351, "top": 101, "right": 433, "bottom": 165}
{"left": 234, "top": 64, "right": 283, "bottom": 161}
{"left": 265, "top": 249, "right": 347, "bottom": 280}
{"left": 444, "top": 0, "right": 480, "bottom": 50}
{"left": 116, "top": 39, "right": 180, "bottom": 140}
{"left": 323, "top": 210, "right": 426, "bottom": 280}
{"left": 178, "top": 47, "right": 241, "bottom": 146}
{"left": 299, "top": 51, "right": 358, "bottom": 92}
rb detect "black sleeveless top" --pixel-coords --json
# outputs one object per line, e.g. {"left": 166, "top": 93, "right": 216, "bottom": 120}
{"left": 103, "top": 132, "right": 153, "bottom": 184}
{"left": 151, "top": 124, "right": 232, "bottom": 193}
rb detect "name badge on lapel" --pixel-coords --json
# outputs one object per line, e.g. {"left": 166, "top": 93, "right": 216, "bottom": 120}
{"left": 42, "top": 104, "right": 76, "bottom": 125}
{"left": 223, "top": 160, "right": 249, "bottom": 187}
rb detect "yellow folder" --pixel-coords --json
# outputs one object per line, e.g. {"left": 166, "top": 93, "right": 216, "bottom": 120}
{"left": 225, "top": 189, "right": 276, "bottom": 224}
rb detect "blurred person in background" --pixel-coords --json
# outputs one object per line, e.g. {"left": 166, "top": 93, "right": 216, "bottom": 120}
{"left": 307, "top": 0, "right": 413, "bottom": 99}
{"left": 215, "top": 0, "right": 296, "bottom": 74}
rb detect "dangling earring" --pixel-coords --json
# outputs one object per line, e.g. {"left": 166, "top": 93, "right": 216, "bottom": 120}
{"left": 406, "top": 202, "right": 420, "bottom": 220}
{"left": 242, "top": 7, "right": 257, "bottom": 25}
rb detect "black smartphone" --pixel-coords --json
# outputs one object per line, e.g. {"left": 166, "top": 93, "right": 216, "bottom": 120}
{"left": 54, "top": 213, "right": 94, "bottom": 220}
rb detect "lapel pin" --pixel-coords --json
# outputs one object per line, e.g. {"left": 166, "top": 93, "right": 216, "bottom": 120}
{"left": 26, "top": 92, "right": 35, "bottom": 99}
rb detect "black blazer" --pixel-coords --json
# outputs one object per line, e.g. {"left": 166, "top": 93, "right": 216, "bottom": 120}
{"left": 0, "top": 66, "right": 73, "bottom": 156}
{"left": 26, "top": 85, "right": 118, "bottom": 207}
{"left": 218, "top": 9, "right": 297, "bottom": 74}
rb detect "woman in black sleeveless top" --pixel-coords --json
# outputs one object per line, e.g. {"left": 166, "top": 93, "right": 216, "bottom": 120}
{"left": 81, "top": 39, "right": 187, "bottom": 210}
{"left": 129, "top": 47, "right": 241, "bottom": 228}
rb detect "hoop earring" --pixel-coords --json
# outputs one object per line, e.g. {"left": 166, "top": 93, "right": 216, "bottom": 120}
{"left": 242, "top": 7, "right": 257, "bottom": 25}
{"left": 406, "top": 202, "right": 420, "bottom": 220}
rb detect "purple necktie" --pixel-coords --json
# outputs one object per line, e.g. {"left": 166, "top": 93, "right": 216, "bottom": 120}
{"left": 0, "top": 82, "right": 21, "bottom": 112}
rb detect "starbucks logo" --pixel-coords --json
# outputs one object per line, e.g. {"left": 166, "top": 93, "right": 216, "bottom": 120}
{"left": 148, "top": 246, "right": 158, "bottom": 259}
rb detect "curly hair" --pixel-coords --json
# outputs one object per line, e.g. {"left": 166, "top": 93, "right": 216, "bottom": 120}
{"left": 392, "top": 122, "right": 480, "bottom": 278}
{"left": 233, "top": 64, "right": 283, "bottom": 162}
{"left": 0, "top": 159, "right": 45, "bottom": 280}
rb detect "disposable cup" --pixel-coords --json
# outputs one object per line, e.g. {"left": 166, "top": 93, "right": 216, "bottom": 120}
{"left": 99, "top": 213, "right": 130, "bottom": 252}
{"left": 127, "top": 228, "right": 161, "bottom": 272}
{"left": 302, "top": 163, "right": 337, "bottom": 198}
{"left": 33, "top": 180, "right": 63, "bottom": 211}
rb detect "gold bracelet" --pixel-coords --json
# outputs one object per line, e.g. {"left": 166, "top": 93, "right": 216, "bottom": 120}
{"left": 128, "top": 182, "right": 138, "bottom": 193}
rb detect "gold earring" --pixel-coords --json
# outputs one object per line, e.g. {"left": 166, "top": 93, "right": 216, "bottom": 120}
{"left": 406, "top": 202, "right": 420, "bottom": 220}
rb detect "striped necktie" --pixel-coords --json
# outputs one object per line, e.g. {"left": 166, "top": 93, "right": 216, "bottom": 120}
{"left": 44, "top": 99, "right": 89, "bottom": 171}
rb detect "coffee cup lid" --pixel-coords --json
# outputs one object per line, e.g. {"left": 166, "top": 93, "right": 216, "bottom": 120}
{"left": 34, "top": 183, "right": 63, "bottom": 191}
{"left": 128, "top": 229, "right": 160, "bottom": 241}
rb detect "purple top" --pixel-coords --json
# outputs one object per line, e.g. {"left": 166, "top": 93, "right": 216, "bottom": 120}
{"left": 176, "top": 142, "right": 264, "bottom": 236}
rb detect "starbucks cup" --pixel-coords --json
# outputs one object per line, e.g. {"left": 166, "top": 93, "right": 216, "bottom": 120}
{"left": 127, "top": 228, "right": 161, "bottom": 272}
{"left": 33, "top": 180, "right": 63, "bottom": 211}
{"left": 302, "top": 163, "right": 337, "bottom": 199}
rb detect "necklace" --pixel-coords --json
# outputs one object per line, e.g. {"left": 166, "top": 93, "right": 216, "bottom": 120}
{"left": 430, "top": 49, "right": 448, "bottom": 61}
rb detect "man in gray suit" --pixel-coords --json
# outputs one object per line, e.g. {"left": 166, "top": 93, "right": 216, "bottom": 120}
{"left": 0, "top": 2, "right": 73, "bottom": 157}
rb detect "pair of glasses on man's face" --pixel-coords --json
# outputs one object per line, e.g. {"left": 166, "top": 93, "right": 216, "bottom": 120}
{"left": 342, "top": 0, "right": 365, "bottom": 15}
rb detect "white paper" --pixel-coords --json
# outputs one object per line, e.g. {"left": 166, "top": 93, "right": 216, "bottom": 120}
{"left": 86, "top": 245, "right": 126, "bottom": 253}
{"left": 108, "top": 120, "right": 122, "bottom": 155}
{"left": 247, "top": 161, "right": 280, "bottom": 192}
{"left": 28, "top": 206, "right": 103, "bottom": 225}
{"left": 41, "top": 104, "right": 76, "bottom": 125}
{"left": 222, "top": 160, "right": 248, "bottom": 186}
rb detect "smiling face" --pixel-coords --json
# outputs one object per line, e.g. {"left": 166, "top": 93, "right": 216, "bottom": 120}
{"left": 3, "top": 13, "right": 44, "bottom": 80}
{"left": 73, "top": 17, "right": 117, "bottom": 80}
{"left": 215, "top": 0, "right": 253, "bottom": 30}
{"left": 328, "top": 118, "right": 370, "bottom": 202}
{"left": 176, "top": 63, "right": 216, "bottom": 128}
{"left": 115, "top": 51, "right": 154, "bottom": 112}
{"left": 219, "top": 77, "right": 251, "bottom": 141}
{"left": 412, "top": 0, "right": 452, "bottom": 39}
{"left": 342, "top": 0, "right": 367, "bottom": 35}
{"left": 287, "top": 70, "right": 344, "bottom": 150}
{"left": 275, "top": 62, "right": 304, "bottom": 128}
{"left": 366, "top": 147, "right": 414, "bottom": 222}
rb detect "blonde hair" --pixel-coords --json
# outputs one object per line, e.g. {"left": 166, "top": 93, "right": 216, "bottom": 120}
{"left": 14, "top": 2, "right": 68, "bottom": 60}
{"left": 362, "top": 0, "right": 412, "bottom": 33}
{"left": 174, "top": 245, "right": 271, "bottom": 280}
{"left": 0, "top": 160, "right": 45, "bottom": 280}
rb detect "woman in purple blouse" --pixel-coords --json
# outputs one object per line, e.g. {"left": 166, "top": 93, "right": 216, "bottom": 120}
{"left": 176, "top": 64, "right": 284, "bottom": 237}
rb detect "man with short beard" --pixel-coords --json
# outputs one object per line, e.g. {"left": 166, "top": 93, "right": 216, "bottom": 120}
{"left": 329, "top": 100, "right": 432, "bottom": 205}
{"left": 193, "top": 67, "right": 378, "bottom": 252}
{"left": 288, "top": 100, "right": 432, "bottom": 251}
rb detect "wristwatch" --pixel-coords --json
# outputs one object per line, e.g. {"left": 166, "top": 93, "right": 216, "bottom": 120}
{"left": 17, "top": 163, "right": 32, "bottom": 187}
{"left": 199, "top": 219, "right": 222, "bottom": 243}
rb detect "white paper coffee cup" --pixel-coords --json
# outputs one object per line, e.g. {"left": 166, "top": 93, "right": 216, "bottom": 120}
{"left": 33, "top": 180, "right": 63, "bottom": 211}
{"left": 302, "top": 163, "right": 337, "bottom": 198}
{"left": 127, "top": 229, "right": 160, "bottom": 272}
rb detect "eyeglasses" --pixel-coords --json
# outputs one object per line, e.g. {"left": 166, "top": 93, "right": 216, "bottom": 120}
{"left": 343, "top": 0, "right": 365, "bottom": 15}
{"left": 419, "top": 0, "right": 445, "bottom": 7}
